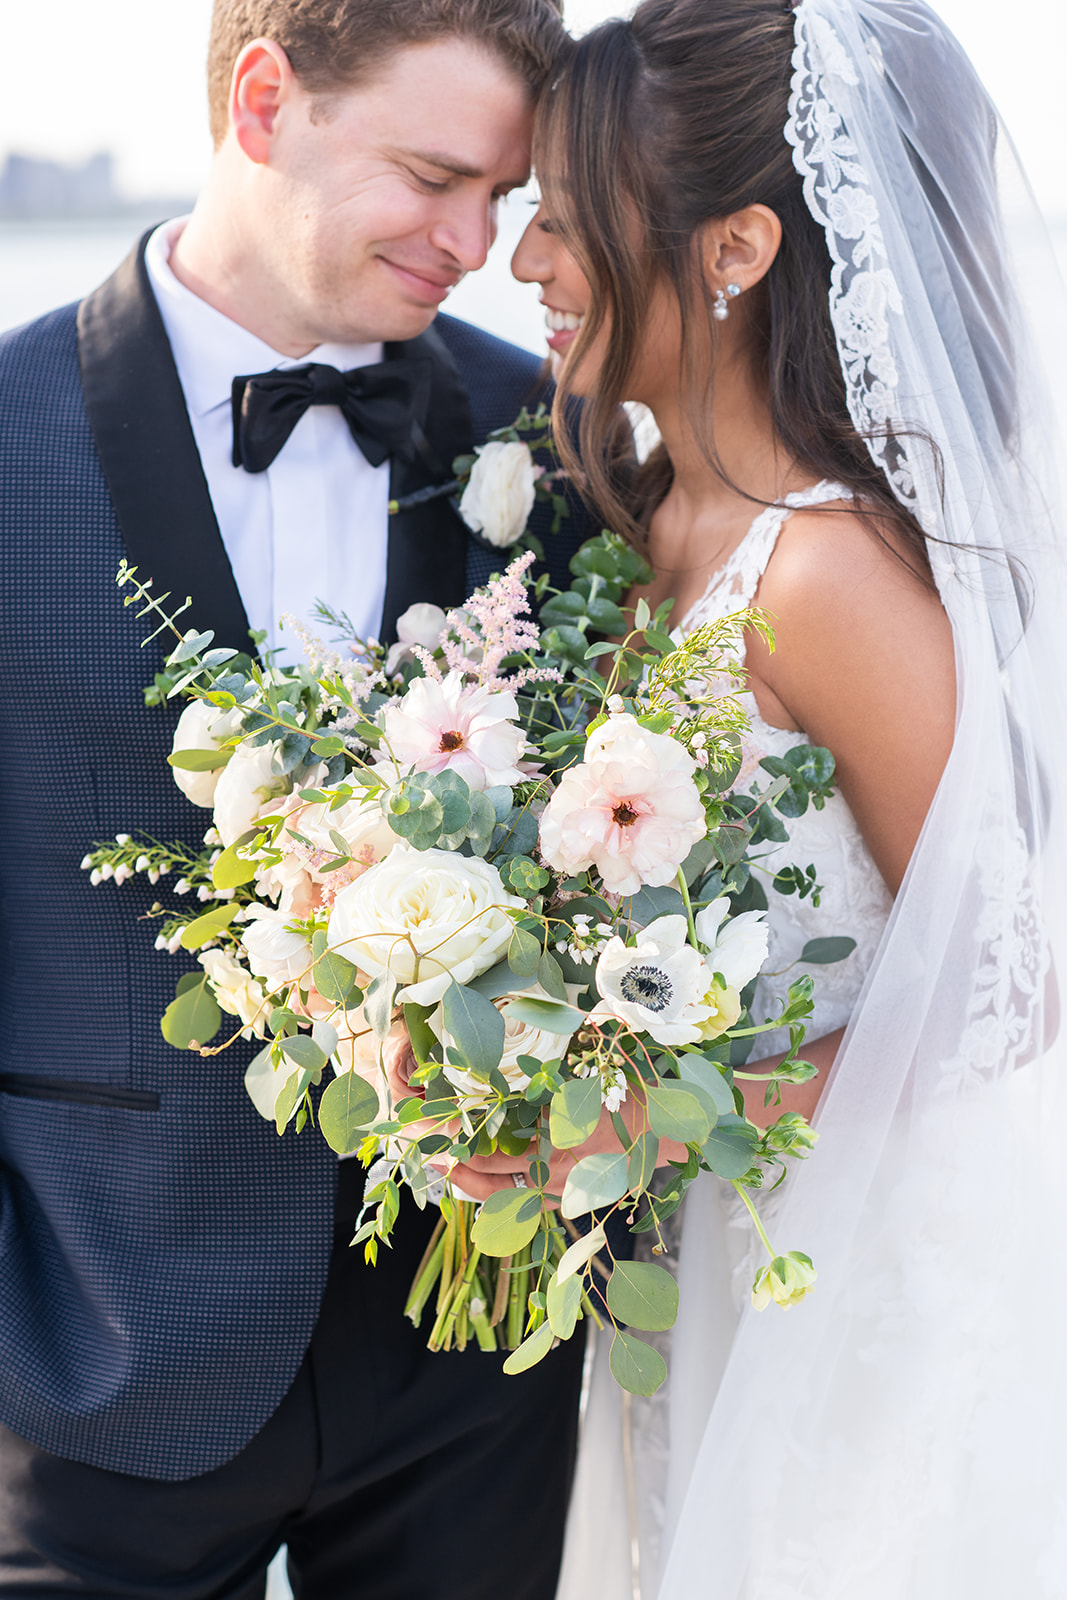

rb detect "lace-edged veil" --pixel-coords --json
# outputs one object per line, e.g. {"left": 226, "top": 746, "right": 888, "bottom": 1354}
{"left": 652, "top": 3, "right": 1067, "bottom": 1595}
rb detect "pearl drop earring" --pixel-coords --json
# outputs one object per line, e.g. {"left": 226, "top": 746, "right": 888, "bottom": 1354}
{"left": 712, "top": 282, "right": 742, "bottom": 321}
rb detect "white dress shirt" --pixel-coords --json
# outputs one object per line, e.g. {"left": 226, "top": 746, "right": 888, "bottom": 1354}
{"left": 145, "top": 219, "right": 391, "bottom": 662}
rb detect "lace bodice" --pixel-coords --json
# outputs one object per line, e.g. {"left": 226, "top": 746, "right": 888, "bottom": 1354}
{"left": 677, "top": 481, "right": 893, "bottom": 1051}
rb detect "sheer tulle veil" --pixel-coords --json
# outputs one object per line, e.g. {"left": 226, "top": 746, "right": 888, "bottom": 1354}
{"left": 656, "top": 3, "right": 1067, "bottom": 1595}
{"left": 560, "top": 2, "right": 1067, "bottom": 1596}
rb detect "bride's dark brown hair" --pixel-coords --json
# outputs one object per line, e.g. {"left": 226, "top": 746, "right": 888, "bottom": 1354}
{"left": 536, "top": 0, "right": 930, "bottom": 568}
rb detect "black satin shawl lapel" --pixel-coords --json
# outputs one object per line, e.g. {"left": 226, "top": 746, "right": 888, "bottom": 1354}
{"left": 380, "top": 325, "right": 474, "bottom": 645}
{"left": 77, "top": 233, "right": 252, "bottom": 653}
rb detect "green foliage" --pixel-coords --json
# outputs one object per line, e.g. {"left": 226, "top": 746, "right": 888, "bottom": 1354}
{"left": 561, "top": 1151, "right": 630, "bottom": 1218}
{"left": 759, "top": 745, "right": 836, "bottom": 818}
{"left": 609, "top": 1329, "right": 667, "bottom": 1396}
{"left": 645, "top": 1083, "right": 711, "bottom": 1144}
{"left": 502, "top": 1318, "right": 556, "bottom": 1375}
{"left": 211, "top": 829, "right": 262, "bottom": 891}
{"left": 500, "top": 855, "right": 551, "bottom": 896}
{"left": 502, "top": 996, "right": 585, "bottom": 1035}
{"left": 470, "top": 1188, "right": 543, "bottom": 1256}
{"left": 607, "top": 1261, "right": 679, "bottom": 1332}
{"left": 546, "top": 1272, "right": 583, "bottom": 1340}
{"left": 702, "top": 1114, "right": 760, "bottom": 1179}
{"left": 441, "top": 981, "right": 505, "bottom": 1077}
{"left": 549, "top": 1078, "right": 602, "bottom": 1149}
{"left": 382, "top": 770, "right": 496, "bottom": 856}
{"left": 179, "top": 904, "right": 240, "bottom": 951}
{"left": 799, "top": 936, "right": 857, "bottom": 965}
{"left": 161, "top": 976, "right": 222, "bottom": 1051}
{"left": 319, "top": 1073, "right": 380, "bottom": 1154}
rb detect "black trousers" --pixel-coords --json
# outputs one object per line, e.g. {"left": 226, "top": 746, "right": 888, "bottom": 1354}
{"left": 0, "top": 1164, "right": 586, "bottom": 1598}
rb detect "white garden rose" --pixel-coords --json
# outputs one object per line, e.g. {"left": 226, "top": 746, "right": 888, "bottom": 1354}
{"left": 326, "top": 845, "right": 525, "bottom": 1006}
{"left": 213, "top": 739, "right": 289, "bottom": 846}
{"left": 432, "top": 980, "right": 582, "bottom": 1104}
{"left": 170, "top": 701, "right": 243, "bottom": 809}
{"left": 239, "top": 906, "right": 313, "bottom": 990}
{"left": 198, "top": 949, "right": 268, "bottom": 1038}
{"left": 458, "top": 440, "right": 538, "bottom": 548}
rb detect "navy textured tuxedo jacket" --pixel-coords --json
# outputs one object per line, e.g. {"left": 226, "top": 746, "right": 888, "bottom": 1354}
{"left": 0, "top": 237, "right": 582, "bottom": 1481}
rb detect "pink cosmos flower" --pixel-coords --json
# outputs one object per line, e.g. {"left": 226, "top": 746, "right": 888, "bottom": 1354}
{"left": 377, "top": 670, "right": 527, "bottom": 791}
{"left": 539, "top": 713, "right": 705, "bottom": 896}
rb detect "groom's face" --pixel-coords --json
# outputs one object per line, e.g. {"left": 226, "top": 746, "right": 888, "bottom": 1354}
{"left": 259, "top": 38, "right": 535, "bottom": 347}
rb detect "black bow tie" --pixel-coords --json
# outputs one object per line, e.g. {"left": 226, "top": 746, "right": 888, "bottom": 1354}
{"left": 231, "top": 359, "right": 423, "bottom": 473}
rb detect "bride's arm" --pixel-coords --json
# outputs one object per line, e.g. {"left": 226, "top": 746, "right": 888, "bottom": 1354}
{"left": 745, "top": 504, "right": 955, "bottom": 895}
{"left": 735, "top": 503, "right": 956, "bottom": 1124}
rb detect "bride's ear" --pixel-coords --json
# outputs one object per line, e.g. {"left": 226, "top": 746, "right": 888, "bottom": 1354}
{"left": 698, "top": 205, "right": 783, "bottom": 296}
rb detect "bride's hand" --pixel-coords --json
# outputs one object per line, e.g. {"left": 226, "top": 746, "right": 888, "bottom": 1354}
{"left": 444, "top": 1098, "right": 688, "bottom": 1203}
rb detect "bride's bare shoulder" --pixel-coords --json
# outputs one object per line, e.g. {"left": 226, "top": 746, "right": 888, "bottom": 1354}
{"left": 757, "top": 499, "right": 937, "bottom": 620}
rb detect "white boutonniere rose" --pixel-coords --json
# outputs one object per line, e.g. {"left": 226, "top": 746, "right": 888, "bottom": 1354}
{"left": 459, "top": 440, "right": 539, "bottom": 548}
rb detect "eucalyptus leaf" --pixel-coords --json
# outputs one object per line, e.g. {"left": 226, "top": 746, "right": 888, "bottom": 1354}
{"left": 607, "top": 1261, "right": 679, "bottom": 1332}
{"left": 280, "top": 1034, "right": 328, "bottom": 1075}
{"left": 161, "top": 976, "right": 222, "bottom": 1051}
{"left": 560, "top": 1150, "right": 629, "bottom": 1218}
{"left": 508, "top": 925, "right": 543, "bottom": 979}
{"left": 467, "top": 961, "right": 539, "bottom": 1001}
{"left": 609, "top": 1328, "right": 667, "bottom": 1396}
{"left": 537, "top": 950, "right": 568, "bottom": 1001}
{"left": 556, "top": 1221, "right": 606, "bottom": 1283}
{"left": 318, "top": 1072, "right": 380, "bottom": 1153}
{"left": 365, "top": 974, "right": 396, "bottom": 1039}
{"left": 502, "top": 996, "right": 585, "bottom": 1035}
{"left": 799, "top": 936, "right": 857, "bottom": 965}
{"left": 549, "top": 1077, "right": 602, "bottom": 1149}
{"left": 470, "top": 1188, "right": 543, "bottom": 1256}
{"left": 676, "top": 1054, "right": 736, "bottom": 1117}
{"left": 178, "top": 903, "right": 240, "bottom": 951}
{"left": 167, "top": 747, "right": 232, "bottom": 773}
{"left": 502, "top": 1318, "right": 556, "bottom": 1375}
{"left": 701, "top": 1114, "right": 760, "bottom": 1179}
{"left": 211, "top": 828, "right": 262, "bottom": 891}
{"left": 628, "top": 885, "right": 686, "bottom": 925}
{"left": 274, "top": 1068, "right": 312, "bottom": 1136}
{"left": 644, "top": 1083, "right": 710, "bottom": 1144}
{"left": 627, "top": 1131, "right": 660, "bottom": 1193}
{"left": 312, "top": 948, "right": 361, "bottom": 1007}
{"left": 546, "top": 1272, "right": 583, "bottom": 1340}
{"left": 441, "top": 981, "right": 505, "bottom": 1075}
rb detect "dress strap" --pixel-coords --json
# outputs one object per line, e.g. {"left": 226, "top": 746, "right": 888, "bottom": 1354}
{"left": 678, "top": 479, "right": 852, "bottom": 634}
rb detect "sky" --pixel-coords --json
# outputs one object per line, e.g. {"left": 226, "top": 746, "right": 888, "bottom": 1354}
{"left": 1, "top": 0, "right": 1065, "bottom": 217}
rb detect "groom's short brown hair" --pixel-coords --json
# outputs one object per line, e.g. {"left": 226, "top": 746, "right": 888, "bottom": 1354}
{"left": 207, "top": 0, "right": 567, "bottom": 146}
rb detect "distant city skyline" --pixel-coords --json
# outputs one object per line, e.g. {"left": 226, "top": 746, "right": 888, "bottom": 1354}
{"left": 2, "top": 0, "right": 1065, "bottom": 216}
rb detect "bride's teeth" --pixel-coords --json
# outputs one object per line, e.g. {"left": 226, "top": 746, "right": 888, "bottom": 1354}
{"left": 546, "top": 309, "right": 584, "bottom": 332}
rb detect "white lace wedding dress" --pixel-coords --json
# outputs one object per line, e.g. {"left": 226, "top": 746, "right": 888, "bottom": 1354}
{"left": 556, "top": 481, "right": 893, "bottom": 1600}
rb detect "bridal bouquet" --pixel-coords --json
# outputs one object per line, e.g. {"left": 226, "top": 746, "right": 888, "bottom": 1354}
{"left": 86, "top": 521, "right": 843, "bottom": 1397}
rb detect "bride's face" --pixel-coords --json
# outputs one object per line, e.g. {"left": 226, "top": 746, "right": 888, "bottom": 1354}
{"left": 511, "top": 204, "right": 599, "bottom": 386}
{"left": 512, "top": 202, "right": 686, "bottom": 403}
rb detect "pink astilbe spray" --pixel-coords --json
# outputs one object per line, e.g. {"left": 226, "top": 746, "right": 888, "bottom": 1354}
{"left": 413, "top": 552, "right": 563, "bottom": 692}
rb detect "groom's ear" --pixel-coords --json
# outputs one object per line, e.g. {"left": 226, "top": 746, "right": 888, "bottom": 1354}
{"left": 229, "top": 39, "right": 298, "bottom": 165}
{"left": 699, "top": 205, "right": 783, "bottom": 295}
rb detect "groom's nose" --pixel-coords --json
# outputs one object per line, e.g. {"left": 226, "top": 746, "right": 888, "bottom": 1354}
{"left": 429, "top": 192, "right": 497, "bottom": 273}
